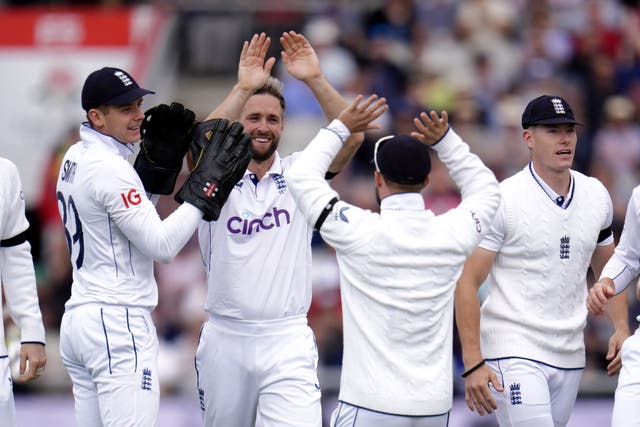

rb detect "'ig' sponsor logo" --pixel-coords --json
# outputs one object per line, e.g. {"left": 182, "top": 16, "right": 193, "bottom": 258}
{"left": 227, "top": 207, "right": 291, "bottom": 235}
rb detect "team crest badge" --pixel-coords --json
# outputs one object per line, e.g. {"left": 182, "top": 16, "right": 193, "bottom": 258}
{"left": 560, "top": 235, "right": 570, "bottom": 259}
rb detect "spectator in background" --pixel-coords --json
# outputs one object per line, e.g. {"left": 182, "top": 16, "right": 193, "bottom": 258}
{"left": 0, "top": 157, "right": 47, "bottom": 427}
{"left": 590, "top": 95, "right": 640, "bottom": 234}
{"left": 36, "top": 126, "right": 76, "bottom": 330}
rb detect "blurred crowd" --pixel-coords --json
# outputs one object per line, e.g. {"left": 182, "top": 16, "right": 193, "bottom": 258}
{"left": 7, "top": 0, "right": 640, "bottom": 404}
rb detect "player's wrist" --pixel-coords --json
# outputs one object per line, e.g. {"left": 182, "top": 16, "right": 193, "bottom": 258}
{"left": 461, "top": 359, "right": 486, "bottom": 378}
{"left": 233, "top": 83, "right": 257, "bottom": 97}
{"left": 301, "top": 72, "right": 328, "bottom": 88}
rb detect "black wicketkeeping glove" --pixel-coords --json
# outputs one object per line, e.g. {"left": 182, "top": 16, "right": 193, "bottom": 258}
{"left": 188, "top": 118, "right": 229, "bottom": 170}
{"left": 134, "top": 102, "right": 196, "bottom": 194}
{"left": 175, "top": 119, "right": 252, "bottom": 221}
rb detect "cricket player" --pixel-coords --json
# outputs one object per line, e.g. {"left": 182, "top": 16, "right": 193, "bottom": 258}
{"left": 193, "top": 32, "right": 364, "bottom": 427}
{"left": 455, "top": 95, "right": 630, "bottom": 427}
{"left": 588, "top": 186, "right": 640, "bottom": 427}
{"left": 0, "top": 158, "right": 47, "bottom": 427}
{"left": 287, "top": 94, "right": 501, "bottom": 426}
{"left": 56, "top": 66, "right": 250, "bottom": 426}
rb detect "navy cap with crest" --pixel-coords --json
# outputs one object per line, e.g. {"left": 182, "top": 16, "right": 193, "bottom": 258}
{"left": 521, "top": 95, "right": 583, "bottom": 129}
{"left": 81, "top": 67, "right": 155, "bottom": 112}
{"left": 373, "top": 134, "right": 431, "bottom": 185}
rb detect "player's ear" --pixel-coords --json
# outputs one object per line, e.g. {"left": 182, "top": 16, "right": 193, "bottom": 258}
{"left": 87, "top": 108, "right": 105, "bottom": 128}
{"left": 374, "top": 170, "right": 384, "bottom": 188}
{"left": 522, "top": 128, "right": 534, "bottom": 149}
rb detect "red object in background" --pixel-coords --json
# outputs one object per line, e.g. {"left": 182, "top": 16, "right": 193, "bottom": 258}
{"left": 0, "top": 6, "right": 169, "bottom": 77}
{"left": 0, "top": 8, "right": 132, "bottom": 47}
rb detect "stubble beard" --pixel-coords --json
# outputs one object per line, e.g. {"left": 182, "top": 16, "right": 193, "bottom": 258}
{"left": 251, "top": 135, "right": 279, "bottom": 162}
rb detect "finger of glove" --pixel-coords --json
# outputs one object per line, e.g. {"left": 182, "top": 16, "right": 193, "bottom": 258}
{"left": 197, "top": 118, "right": 230, "bottom": 140}
{"left": 167, "top": 102, "right": 188, "bottom": 128}
{"left": 149, "top": 103, "right": 171, "bottom": 122}
{"left": 230, "top": 133, "right": 252, "bottom": 162}
{"left": 220, "top": 122, "right": 247, "bottom": 153}
{"left": 142, "top": 104, "right": 171, "bottom": 136}
{"left": 168, "top": 102, "right": 195, "bottom": 131}
{"left": 181, "top": 109, "right": 197, "bottom": 133}
{"left": 166, "top": 103, "right": 197, "bottom": 152}
{"left": 218, "top": 144, "right": 251, "bottom": 191}
{"left": 191, "top": 119, "right": 228, "bottom": 157}
{"left": 168, "top": 102, "right": 185, "bottom": 116}
{"left": 141, "top": 105, "right": 158, "bottom": 136}
{"left": 222, "top": 139, "right": 251, "bottom": 179}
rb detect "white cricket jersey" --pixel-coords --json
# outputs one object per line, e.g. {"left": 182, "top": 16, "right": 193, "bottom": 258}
{"left": 198, "top": 151, "right": 313, "bottom": 321}
{"left": 0, "top": 158, "right": 46, "bottom": 356}
{"left": 56, "top": 124, "right": 202, "bottom": 310}
{"left": 479, "top": 163, "right": 613, "bottom": 368}
{"left": 601, "top": 185, "right": 640, "bottom": 294}
{"left": 288, "top": 121, "right": 501, "bottom": 416}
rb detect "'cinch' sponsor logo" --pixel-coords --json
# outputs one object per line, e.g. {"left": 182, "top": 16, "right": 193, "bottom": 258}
{"left": 227, "top": 207, "right": 291, "bottom": 235}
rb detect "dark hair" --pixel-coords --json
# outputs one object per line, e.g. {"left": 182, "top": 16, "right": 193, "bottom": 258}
{"left": 253, "top": 77, "right": 286, "bottom": 113}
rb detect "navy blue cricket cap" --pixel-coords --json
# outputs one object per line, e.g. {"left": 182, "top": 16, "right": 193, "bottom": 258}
{"left": 373, "top": 134, "right": 431, "bottom": 185}
{"left": 521, "top": 95, "right": 583, "bottom": 129}
{"left": 81, "top": 67, "right": 155, "bottom": 112}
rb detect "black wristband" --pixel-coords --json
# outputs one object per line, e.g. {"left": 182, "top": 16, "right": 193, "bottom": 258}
{"left": 461, "top": 360, "right": 485, "bottom": 378}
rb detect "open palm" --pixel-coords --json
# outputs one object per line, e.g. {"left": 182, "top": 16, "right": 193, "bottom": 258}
{"left": 238, "top": 32, "right": 276, "bottom": 92}
{"left": 280, "top": 31, "right": 322, "bottom": 82}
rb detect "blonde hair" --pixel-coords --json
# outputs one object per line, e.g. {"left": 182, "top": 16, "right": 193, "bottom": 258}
{"left": 253, "top": 77, "right": 285, "bottom": 113}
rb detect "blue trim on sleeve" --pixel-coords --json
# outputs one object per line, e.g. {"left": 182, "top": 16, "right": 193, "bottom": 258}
{"left": 323, "top": 126, "right": 346, "bottom": 144}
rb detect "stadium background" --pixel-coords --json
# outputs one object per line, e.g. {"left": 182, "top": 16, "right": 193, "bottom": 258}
{"left": 1, "top": 0, "right": 639, "bottom": 425}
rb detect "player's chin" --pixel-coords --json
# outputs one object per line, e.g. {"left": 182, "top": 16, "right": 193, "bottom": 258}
{"left": 555, "top": 154, "right": 574, "bottom": 168}
{"left": 251, "top": 141, "right": 277, "bottom": 161}
{"left": 126, "top": 129, "right": 142, "bottom": 143}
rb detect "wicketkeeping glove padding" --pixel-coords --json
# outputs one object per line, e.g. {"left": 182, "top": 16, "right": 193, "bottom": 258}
{"left": 134, "top": 102, "right": 196, "bottom": 194}
{"left": 175, "top": 119, "right": 252, "bottom": 221}
{"left": 188, "top": 118, "right": 229, "bottom": 169}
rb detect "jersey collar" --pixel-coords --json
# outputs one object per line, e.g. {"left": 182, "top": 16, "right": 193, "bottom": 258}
{"left": 246, "top": 151, "right": 284, "bottom": 180}
{"left": 380, "top": 192, "right": 425, "bottom": 211}
{"left": 527, "top": 162, "right": 574, "bottom": 208}
{"left": 80, "top": 122, "right": 136, "bottom": 158}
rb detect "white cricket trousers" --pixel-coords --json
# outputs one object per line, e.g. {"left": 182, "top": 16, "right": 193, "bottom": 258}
{"left": 60, "top": 304, "right": 159, "bottom": 427}
{"left": 195, "top": 314, "right": 321, "bottom": 427}
{"left": 612, "top": 325, "right": 640, "bottom": 427}
{"left": 487, "top": 358, "right": 583, "bottom": 427}
{"left": 330, "top": 401, "right": 450, "bottom": 427}
{"left": 0, "top": 357, "right": 15, "bottom": 426}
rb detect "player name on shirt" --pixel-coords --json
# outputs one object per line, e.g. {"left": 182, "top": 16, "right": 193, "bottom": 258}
{"left": 61, "top": 160, "right": 77, "bottom": 183}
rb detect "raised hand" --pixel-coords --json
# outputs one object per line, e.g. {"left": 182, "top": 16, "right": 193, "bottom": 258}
{"left": 280, "top": 31, "right": 322, "bottom": 82}
{"left": 337, "top": 95, "right": 388, "bottom": 134}
{"left": 411, "top": 111, "right": 450, "bottom": 146}
{"left": 238, "top": 32, "right": 276, "bottom": 92}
